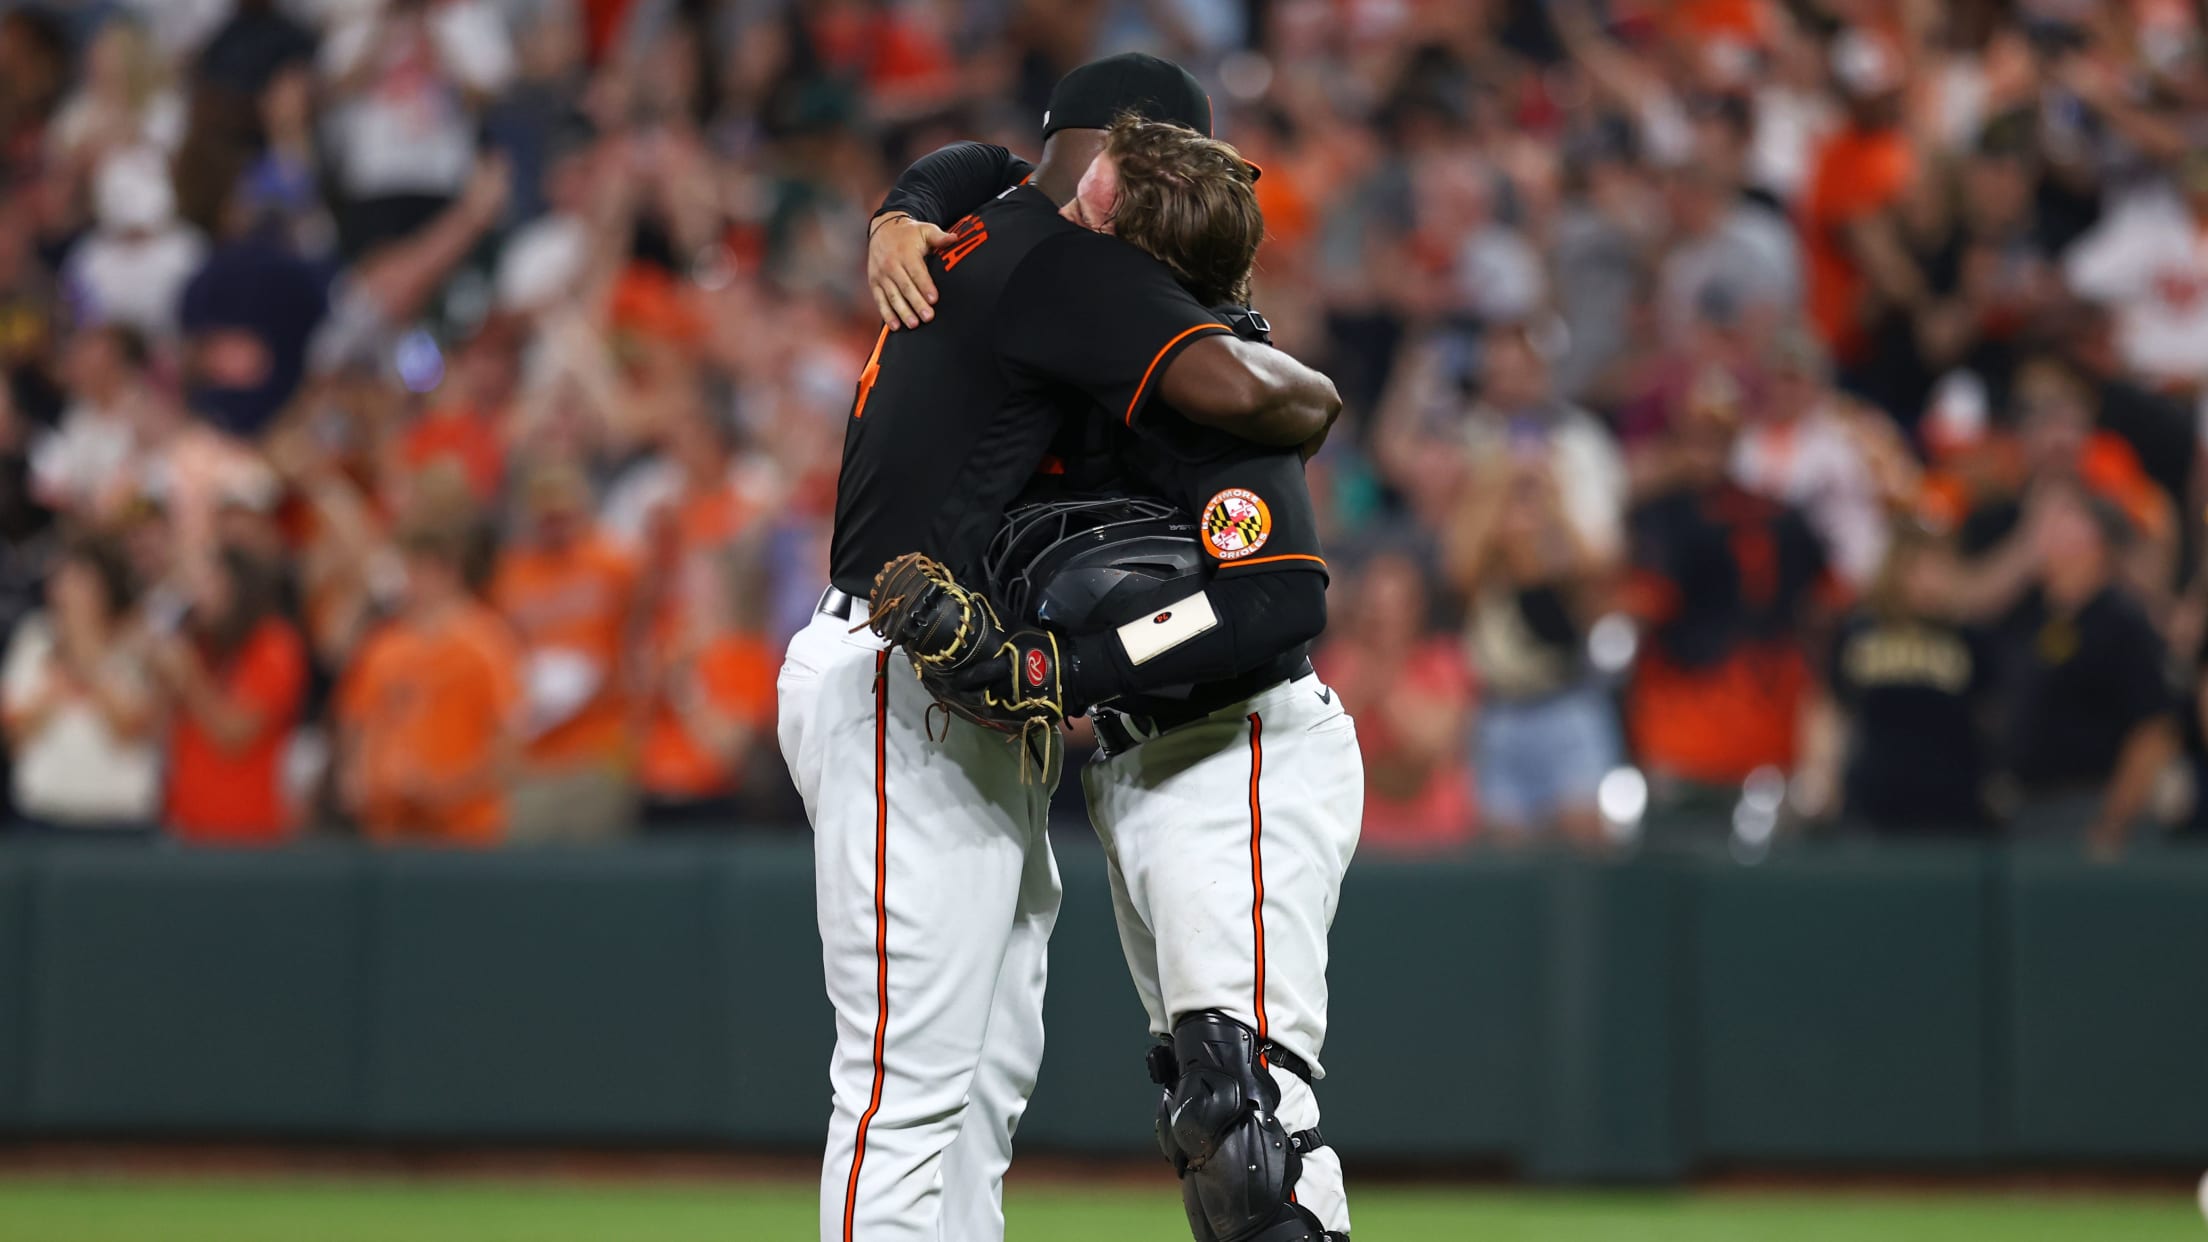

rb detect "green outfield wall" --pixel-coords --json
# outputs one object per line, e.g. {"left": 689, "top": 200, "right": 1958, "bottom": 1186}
{"left": 0, "top": 836, "right": 2202, "bottom": 1180}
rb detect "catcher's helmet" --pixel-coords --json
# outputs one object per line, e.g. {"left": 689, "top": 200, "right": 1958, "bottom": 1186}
{"left": 983, "top": 495, "right": 1207, "bottom": 634}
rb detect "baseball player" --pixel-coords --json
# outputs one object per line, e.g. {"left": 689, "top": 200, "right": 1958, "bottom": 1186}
{"left": 781, "top": 57, "right": 1342, "bottom": 1242}
{"left": 866, "top": 118, "right": 1361, "bottom": 1241}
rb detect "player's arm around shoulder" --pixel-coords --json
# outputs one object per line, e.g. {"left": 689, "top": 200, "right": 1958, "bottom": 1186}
{"left": 1156, "top": 333, "right": 1341, "bottom": 450}
{"left": 868, "top": 142, "right": 1035, "bottom": 330}
{"left": 998, "top": 230, "right": 1341, "bottom": 448}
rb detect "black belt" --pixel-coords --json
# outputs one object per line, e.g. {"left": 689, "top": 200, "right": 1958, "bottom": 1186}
{"left": 817, "top": 586, "right": 859, "bottom": 621}
{"left": 1092, "top": 656, "right": 1313, "bottom": 758}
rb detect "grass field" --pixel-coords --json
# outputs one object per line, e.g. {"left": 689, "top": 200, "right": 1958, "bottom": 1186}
{"left": 0, "top": 1177, "right": 2197, "bottom": 1242}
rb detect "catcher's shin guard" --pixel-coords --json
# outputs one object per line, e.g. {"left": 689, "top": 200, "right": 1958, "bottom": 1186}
{"left": 1150, "top": 1011, "right": 1341, "bottom": 1242}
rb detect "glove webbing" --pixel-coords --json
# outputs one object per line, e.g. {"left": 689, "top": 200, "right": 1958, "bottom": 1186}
{"left": 861, "top": 554, "right": 997, "bottom": 674}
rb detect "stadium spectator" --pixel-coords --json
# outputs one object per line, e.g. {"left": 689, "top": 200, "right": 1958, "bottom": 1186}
{"left": 176, "top": 180, "right": 329, "bottom": 439}
{"left": 1799, "top": 28, "right": 1915, "bottom": 378}
{"left": 337, "top": 477, "right": 522, "bottom": 845}
{"left": 47, "top": 16, "right": 184, "bottom": 166}
{"left": 2063, "top": 147, "right": 2208, "bottom": 393}
{"left": 1796, "top": 521, "right": 1993, "bottom": 834}
{"left": 1314, "top": 550, "right": 1476, "bottom": 852}
{"left": 1616, "top": 291, "right": 1769, "bottom": 494}
{"left": 1549, "top": 118, "right": 1657, "bottom": 408}
{"left": 481, "top": 5, "right": 587, "bottom": 228}
{"left": 1939, "top": 358, "right": 2176, "bottom": 627}
{"left": 403, "top": 324, "right": 517, "bottom": 506}
{"left": 0, "top": 535, "right": 157, "bottom": 832}
{"left": 319, "top": 0, "right": 514, "bottom": 256}
{"left": 1440, "top": 322, "right": 1623, "bottom": 847}
{"left": 2001, "top": 481, "right": 2175, "bottom": 853}
{"left": 1655, "top": 120, "right": 1800, "bottom": 343}
{"left": 239, "top": 61, "right": 338, "bottom": 266}
{"left": 0, "top": 8, "right": 69, "bottom": 191}
{"left": 636, "top": 546, "right": 779, "bottom": 830}
{"left": 62, "top": 144, "right": 204, "bottom": 339}
{"left": 32, "top": 324, "right": 157, "bottom": 521}
{"left": 1853, "top": 114, "right": 2058, "bottom": 431}
{"left": 1624, "top": 392, "right": 1830, "bottom": 793}
{"left": 490, "top": 460, "right": 640, "bottom": 842}
{"left": 153, "top": 545, "right": 307, "bottom": 844}
{"left": 194, "top": 0, "right": 317, "bottom": 102}
{"left": 492, "top": 123, "right": 600, "bottom": 318}
{"left": 1730, "top": 327, "right": 1919, "bottom": 589}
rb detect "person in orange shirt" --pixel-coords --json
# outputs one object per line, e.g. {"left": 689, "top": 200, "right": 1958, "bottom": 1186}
{"left": 1312, "top": 552, "right": 1478, "bottom": 853}
{"left": 338, "top": 511, "right": 524, "bottom": 847}
{"left": 1799, "top": 28, "right": 1916, "bottom": 368}
{"left": 398, "top": 327, "right": 517, "bottom": 505}
{"left": 152, "top": 546, "right": 308, "bottom": 845}
{"left": 663, "top": 406, "right": 755, "bottom": 567}
{"left": 489, "top": 461, "right": 642, "bottom": 841}
{"left": 637, "top": 543, "right": 777, "bottom": 830}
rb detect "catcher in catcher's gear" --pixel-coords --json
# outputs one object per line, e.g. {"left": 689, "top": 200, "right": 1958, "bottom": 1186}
{"left": 779, "top": 53, "right": 1342, "bottom": 1242}
{"left": 868, "top": 114, "right": 1363, "bottom": 1241}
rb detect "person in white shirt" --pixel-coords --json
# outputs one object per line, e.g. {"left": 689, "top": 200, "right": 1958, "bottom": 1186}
{"left": 61, "top": 147, "right": 205, "bottom": 340}
{"left": 1657, "top": 161, "right": 1801, "bottom": 343}
{"left": 320, "top": 0, "right": 516, "bottom": 254}
{"left": 45, "top": 16, "right": 185, "bottom": 165}
{"left": 31, "top": 324, "right": 155, "bottom": 521}
{"left": 2064, "top": 152, "right": 2208, "bottom": 392}
{"left": 1, "top": 536, "right": 160, "bottom": 831}
{"left": 1730, "top": 327, "right": 1919, "bottom": 590}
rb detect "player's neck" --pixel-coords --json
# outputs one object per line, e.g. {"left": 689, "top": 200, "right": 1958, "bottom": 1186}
{"left": 1030, "top": 130, "right": 1107, "bottom": 207}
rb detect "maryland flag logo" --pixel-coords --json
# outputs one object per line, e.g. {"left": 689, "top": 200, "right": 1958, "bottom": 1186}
{"left": 1202, "top": 488, "right": 1272, "bottom": 560}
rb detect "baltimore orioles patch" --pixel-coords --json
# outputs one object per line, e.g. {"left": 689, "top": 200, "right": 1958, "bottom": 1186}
{"left": 1201, "top": 488, "right": 1271, "bottom": 560}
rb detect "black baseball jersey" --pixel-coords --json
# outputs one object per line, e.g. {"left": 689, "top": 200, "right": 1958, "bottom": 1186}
{"left": 829, "top": 184, "right": 1232, "bottom": 597}
{"left": 1036, "top": 407, "right": 1324, "bottom": 579}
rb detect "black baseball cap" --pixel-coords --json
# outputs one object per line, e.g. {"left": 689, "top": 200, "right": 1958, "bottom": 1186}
{"left": 1044, "top": 52, "right": 1212, "bottom": 138}
{"left": 1042, "top": 52, "right": 1261, "bottom": 180}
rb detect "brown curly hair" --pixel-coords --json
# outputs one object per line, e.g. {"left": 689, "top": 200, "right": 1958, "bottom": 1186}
{"left": 1102, "top": 115, "right": 1263, "bottom": 306}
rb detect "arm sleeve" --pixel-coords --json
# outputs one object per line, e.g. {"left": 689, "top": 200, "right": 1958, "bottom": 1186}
{"left": 876, "top": 142, "right": 1035, "bottom": 228}
{"left": 1065, "top": 568, "right": 1327, "bottom": 707}
{"left": 1189, "top": 448, "right": 1327, "bottom": 577}
{"left": 998, "top": 233, "right": 1231, "bottom": 424}
{"left": 1124, "top": 415, "right": 1329, "bottom": 578}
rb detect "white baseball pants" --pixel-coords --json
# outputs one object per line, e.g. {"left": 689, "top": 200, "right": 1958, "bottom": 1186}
{"left": 1082, "top": 671, "right": 1364, "bottom": 1235}
{"left": 778, "top": 604, "right": 1060, "bottom": 1242}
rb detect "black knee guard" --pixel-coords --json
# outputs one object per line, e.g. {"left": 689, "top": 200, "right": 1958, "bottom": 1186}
{"left": 1148, "top": 1011, "right": 1337, "bottom": 1242}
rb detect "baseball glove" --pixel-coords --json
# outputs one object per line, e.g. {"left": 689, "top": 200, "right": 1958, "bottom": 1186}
{"left": 866, "top": 553, "right": 1068, "bottom": 734}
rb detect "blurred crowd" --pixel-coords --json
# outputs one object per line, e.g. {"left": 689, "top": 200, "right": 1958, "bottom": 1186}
{"left": 0, "top": 0, "right": 2205, "bottom": 854}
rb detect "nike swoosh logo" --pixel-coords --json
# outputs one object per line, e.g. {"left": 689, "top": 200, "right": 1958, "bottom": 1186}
{"left": 1316, "top": 688, "right": 1333, "bottom": 705}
